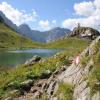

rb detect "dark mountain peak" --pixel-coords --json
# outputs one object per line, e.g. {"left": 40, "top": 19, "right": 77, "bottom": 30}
{"left": 0, "top": 11, "right": 16, "bottom": 26}
{"left": 0, "top": 11, "right": 5, "bottom": 18}
{"left": 19, "top": 24, "right": 30, "bottom": 29}
{"left": 18, "top": 24, "right": 32, "bottom": 37}
{"left": 0, "top": 15, "right": 4, "bottom": 23}
{"left": 0, "top": 11, "right": 19, "bottom": 33}
{"left": 50, "top": 27, "right": 70, "bottom": 31}
{"left": 0, "top": 11, "right": 10, "bottom": 24}
{"left": 52, "top": 27, "right": 61, "bottom": 30}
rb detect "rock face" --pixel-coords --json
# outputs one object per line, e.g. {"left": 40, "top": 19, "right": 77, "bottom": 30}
{"left": 70, "top": 27, "right": 100, "bottom": 40}
{"left": 57, "top": 36, "right": 100, "bottom": 100}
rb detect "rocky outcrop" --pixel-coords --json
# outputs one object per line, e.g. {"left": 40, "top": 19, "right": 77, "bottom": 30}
{"left": 49, "top": 36, "right": 99, "bottom": 100}
{"left": 57, "top": 36, "right": 100, "bottom": 100}
{"left": 24, "top": 55, "right": 41, "bottom": 66}
{"left": 20, "top": 79, "right": 34, "bottom": 91}
{"left": 70, "top": 27, "right": 100, "bottom": 40}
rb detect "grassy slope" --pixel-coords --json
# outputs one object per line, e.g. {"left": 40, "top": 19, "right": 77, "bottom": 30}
{"left": 88, "top": 42, "right": 100, "bottom": 96}
{"left": 44, "top": 37, "right": 89, "bottom": 49}
{"left": 0, "top": 19, "right": 99, "bottom": 99}
{"left": 44, "top": 37, "right": 90, "bottom": 57}
{"left": 0, "top": 23, "right": 42, "bottom": 49}
{"left": 0, "top": 37, "right": 90, "bottom": 99}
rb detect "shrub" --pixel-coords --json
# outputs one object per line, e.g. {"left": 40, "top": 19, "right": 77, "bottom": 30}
{"left": 62, "top": 59, "right": 71, "bottom": 66}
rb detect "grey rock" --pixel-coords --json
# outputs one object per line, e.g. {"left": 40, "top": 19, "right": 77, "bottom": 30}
{"left": 20, "top": 79, "right": 34, "bottom": 91}
{"left": 5, "top": 97, "right": 12, "bottom": 100}
{"left": 73, "top": 81, "right": 90, "bottom": 100}
{"left": 47, "top": 81, "right": 55, "bottom": 96}
{"left": 4, "top": 90, "right": 20, "bottom": 100}
{"left": 50, "top": 97, "right": 58, "bottom": 100}
{"left": 70, "top": 27, "right": 100, "bottom": 40}
{"left": 92, "top": 92, "right": 100, "bottom": 100}
{"left": 25, "top": 55, "right": 41, "bottom": 65}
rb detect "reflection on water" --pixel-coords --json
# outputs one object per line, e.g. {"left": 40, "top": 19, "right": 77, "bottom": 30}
{"left": 0, "top": 49, "right": 60, "bottom": 67}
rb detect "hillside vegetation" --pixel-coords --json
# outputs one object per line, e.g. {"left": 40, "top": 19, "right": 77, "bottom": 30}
{"left": 44, "top": 37, "right": 89, "bottom": 49}
{"left": 0, "top": 36, "right": 90, "bottom": 99}
{"left": 0, "top": 23, "right": 42, "bottom": 49}
{"left": 0, "top": 36, "right": 99, "bottom": 99}
{"left": 0, "top": 20, "right": 100, "bottom": 99}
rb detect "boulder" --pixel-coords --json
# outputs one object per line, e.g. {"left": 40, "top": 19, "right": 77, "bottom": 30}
{"left": 20, "top": 79, "right": 34, "bottom": 91}
{"left": 40, "top": 70, "right": 52, "bottom": 79}
{"left": 25, "top": 55, "right": 41, "bottom": 65}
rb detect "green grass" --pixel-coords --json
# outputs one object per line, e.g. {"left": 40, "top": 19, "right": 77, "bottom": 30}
{"left": 44, "top": 37, "right": 89, "bottom": 49}
{"left": 0, "top": 23, "right": 42, "bottom": 49}
{"left": 54, "top": 82, "right": 74, "bottom": 100}
{"left": 88, "top": 42, "right": 100, "bottom": 96}
{"left": 80, "top": 56, "right": 90, "bottom": 67}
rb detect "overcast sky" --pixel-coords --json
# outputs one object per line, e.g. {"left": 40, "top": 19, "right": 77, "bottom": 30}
{"left": 0, "top": 0, "right": 100, "bottom": 31}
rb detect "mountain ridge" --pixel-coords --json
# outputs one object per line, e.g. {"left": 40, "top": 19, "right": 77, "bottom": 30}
{"left": 0, "top": 11, "right": 71, "bottom": 42}
{"left": 0, "top": 16, "right": 41, "bottom": 49}
{"left": 18, "top": 24, "right": 71, "bottom": 42}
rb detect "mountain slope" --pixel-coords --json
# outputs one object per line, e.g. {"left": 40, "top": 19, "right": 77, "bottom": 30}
{"left": 18, "top": 24, "right": 47, "bottom": 42}
{"left": 0, "top": 11, "right": 19, "bottom": 33}
{"left": 18, "top": 24, "right": 71, "bottom": 42}
{"left": 45, "top": 27, "right": 71, "bottom": 42}
{"left": 0, "top": 11, "right": 71, "bottom": 42}
{"left": 44, "top": 37, "right": 89, "bottom": 49}
{"left": 0, "top": 22, "right": 41, "bottom": 49}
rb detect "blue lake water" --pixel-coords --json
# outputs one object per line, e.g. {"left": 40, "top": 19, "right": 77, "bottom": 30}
{"left": 0, "top": 49, "right": 60, "bottom": 67}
